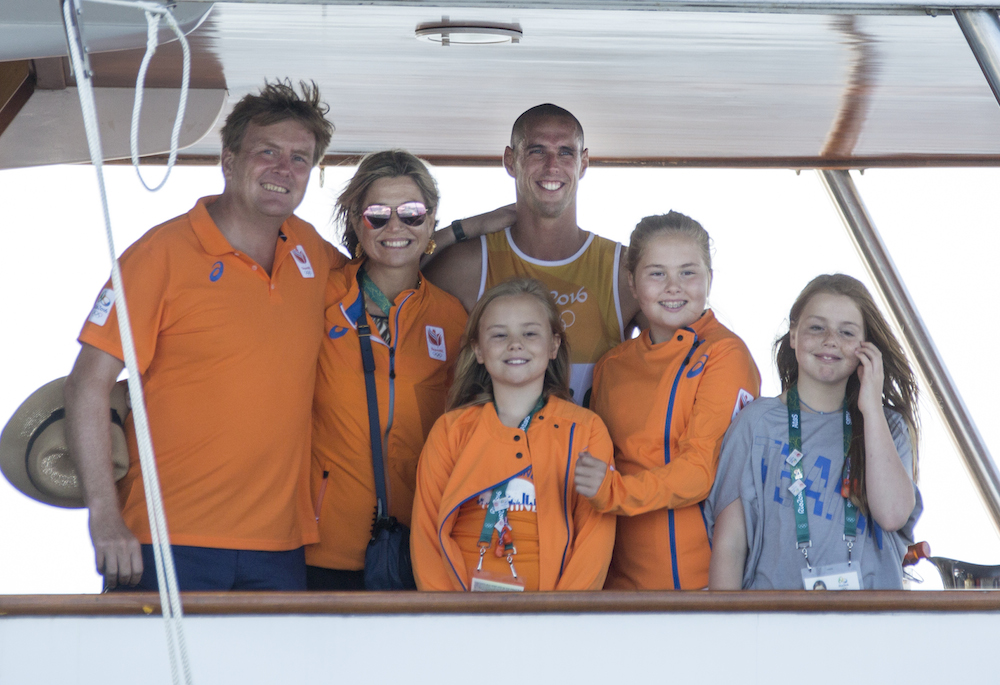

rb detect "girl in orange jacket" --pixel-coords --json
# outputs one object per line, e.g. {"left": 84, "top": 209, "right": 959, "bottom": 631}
{"left": 411, "top": 278, "right": 616, "bottom": 591}
{"left": 574, "top": 212, "right": 761, "bottom": 589}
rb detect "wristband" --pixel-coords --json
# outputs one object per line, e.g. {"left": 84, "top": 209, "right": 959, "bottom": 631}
{"left": 451, "top": 219, "right": 468, "bottom": 243}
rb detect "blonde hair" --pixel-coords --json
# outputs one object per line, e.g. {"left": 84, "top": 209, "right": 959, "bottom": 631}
{"left": 773, "top": 274, "right": 920, "bottom": 513}
{"left": 447, "top": 278, "right": 571, "bottom": 410}
{"left": 625, "top": 211, "right": 712, "bottom": 276}
{"left": 334, "top": 149, "right": 439, "bottom": 257}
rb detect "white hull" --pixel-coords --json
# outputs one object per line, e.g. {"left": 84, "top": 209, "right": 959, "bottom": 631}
{"left": 1, "top": 592, "right": 996, "bottom": 683}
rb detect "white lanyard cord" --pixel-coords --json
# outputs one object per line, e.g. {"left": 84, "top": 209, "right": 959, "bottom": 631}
{"left": 61, "top": 2, "right": 192, "bottom": 684}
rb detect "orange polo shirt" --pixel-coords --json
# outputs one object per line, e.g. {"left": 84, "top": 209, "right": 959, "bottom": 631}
{"left": 307, "top": 260, "right": 467, "bottom": 571}
{"left": 79, "top": 196, "right": 344, "bottom": 551}
{"left": 590, "top": 310, "right": 760, "bottom": 589}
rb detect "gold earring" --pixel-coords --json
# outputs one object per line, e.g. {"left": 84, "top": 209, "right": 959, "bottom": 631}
{"left": 354, "top": 242, "right": 365, "bottom": 259}
{"left": 424, "top": 239, "right": 437, "bottom": 256}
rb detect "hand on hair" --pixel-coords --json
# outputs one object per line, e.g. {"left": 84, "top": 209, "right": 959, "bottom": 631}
{"left": 855, "top": 340, "right": 885, "bottom": 417}
{"left": 574, "top": 451, "right": 608, "bottom": 498}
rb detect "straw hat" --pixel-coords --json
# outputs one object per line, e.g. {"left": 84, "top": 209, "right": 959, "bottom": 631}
{"left": 0, "top": 377, "right": 130, "bottom": 509}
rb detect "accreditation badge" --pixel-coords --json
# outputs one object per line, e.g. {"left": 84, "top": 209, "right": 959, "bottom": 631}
{"left": 470, "top": 571, "right": 525, "bottom": 592}
{"left": 801, "top": 563, "right": 861, "bottom": 591}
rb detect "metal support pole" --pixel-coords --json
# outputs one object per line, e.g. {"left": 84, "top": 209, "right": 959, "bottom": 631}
{"left": 955, "top": 9, "right": 1000, "bottom": 107}
{"left": 818, "top": 168, "right": 1000, "bottom": 537}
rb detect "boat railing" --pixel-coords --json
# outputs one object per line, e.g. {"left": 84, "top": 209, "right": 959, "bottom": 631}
{"left": 3, "top": 589, "right": 1000, "bottom": 616}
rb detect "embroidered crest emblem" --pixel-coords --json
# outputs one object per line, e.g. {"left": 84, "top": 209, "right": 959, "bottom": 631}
{"left": 732, "top": 388, "right": 755, "bottom": 420}
{"left": 88, "top": 288, "right": 115, "bottom": 326}
{"left": 425, "top": 325, "right": 446, "bottom": 361}
{"left": 290, "top": 245, "right": 314, "bottom": 278}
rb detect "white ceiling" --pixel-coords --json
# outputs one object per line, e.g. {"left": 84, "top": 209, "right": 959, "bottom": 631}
{"left": 3, "top": 1, "right": 1000, "bottom": 165}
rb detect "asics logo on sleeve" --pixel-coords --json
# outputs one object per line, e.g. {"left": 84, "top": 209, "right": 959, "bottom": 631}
{"left": 686, "top": 354, "right": 709, "bottom": 378}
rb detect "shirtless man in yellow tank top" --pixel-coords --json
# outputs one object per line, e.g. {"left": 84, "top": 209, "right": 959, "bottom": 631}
{"left": 425, "top": 104, "right": 641, "bottom": 406}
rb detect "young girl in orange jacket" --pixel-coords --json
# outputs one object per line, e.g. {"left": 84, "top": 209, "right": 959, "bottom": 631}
{"left": 574, "top": 212, "right": 761, "bottom": 589}
{"left": 411, "top": 278, "right": 616, "bottom": 591}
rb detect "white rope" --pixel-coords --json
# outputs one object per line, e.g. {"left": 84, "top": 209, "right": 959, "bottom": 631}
{"left": 61, "top": 1, "right": 192, "bottom": 684}
{"left": 128, "top": 6, "right": 190, "bottom": 191}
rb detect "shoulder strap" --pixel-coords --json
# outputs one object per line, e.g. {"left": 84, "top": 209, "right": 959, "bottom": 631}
{"left": 358, "top": 322, "right": 390, "bottom": 522}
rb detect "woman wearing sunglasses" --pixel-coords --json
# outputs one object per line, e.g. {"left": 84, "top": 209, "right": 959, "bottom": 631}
{"left": 306, "top": 150, "right": 469, "bottom": 589}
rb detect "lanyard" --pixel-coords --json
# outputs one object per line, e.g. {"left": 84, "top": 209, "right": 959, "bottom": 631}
{"left": 360, "top": 268, "right": 394, "bottom": 317}
{"left": 478, "top": 483, "right": 515, "bottom": 550}
{"left": 477, "top": 483, "right": 518, "bottom": 578}
{"left": 477, "top": 396, "right": 545, "bottom": 578}
{"left": 786, "top": 385, "right": 856, "bottom": 570}
{"left": 492, "top": 395, "right": 545, "bottom": 433}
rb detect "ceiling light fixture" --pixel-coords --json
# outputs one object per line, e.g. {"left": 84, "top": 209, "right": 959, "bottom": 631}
{"left": 415, "top": 18, "right": 522, "bottom": 46}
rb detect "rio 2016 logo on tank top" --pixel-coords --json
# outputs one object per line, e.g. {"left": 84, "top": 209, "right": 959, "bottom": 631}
{"left": 551, "top": 287, "right": 588, "bottom": 328}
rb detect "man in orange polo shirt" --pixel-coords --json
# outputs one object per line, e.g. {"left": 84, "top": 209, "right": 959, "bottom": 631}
{"left": 64, "top": 81, "right": 343, "bottom": 591}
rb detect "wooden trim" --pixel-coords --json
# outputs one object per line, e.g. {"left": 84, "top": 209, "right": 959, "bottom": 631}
{"left": 584, "top": 155, "right": 1000, "bottom": 169}
{"left": 105, "top": 155, "right": 221, "bottom": 166}
{"left": 0, "top": 61, "right": 34, "bottom": 141}
{"left": 2, "top": 590, "right": 1000, "bottom": 617}
{"left": 115, "top": 153, "right": 1000, "bottom": 169}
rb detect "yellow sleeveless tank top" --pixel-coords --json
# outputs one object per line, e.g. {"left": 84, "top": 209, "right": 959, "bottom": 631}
{"left": 481, "top": 228, "right": 624, "bottom": 406}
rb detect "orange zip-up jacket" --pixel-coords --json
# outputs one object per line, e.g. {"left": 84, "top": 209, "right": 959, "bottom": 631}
{"left": 307, "top": 260, "right": 467, "bottom": 571}
{"left": 411, "top": 397, "right": 616, "bottom": 591}
{"left": 590, "top": 310, "right": 760, "bottom": 589}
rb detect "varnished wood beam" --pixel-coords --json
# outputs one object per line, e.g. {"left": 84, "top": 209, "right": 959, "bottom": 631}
{"left": 2, "top": 590, "right": 999, "bottom": 617}
{"left": 0, "top": 61, "right": 34, "bottom": 141}
{"left": 112, "top": 153, "right": 1000, "bottom": 169}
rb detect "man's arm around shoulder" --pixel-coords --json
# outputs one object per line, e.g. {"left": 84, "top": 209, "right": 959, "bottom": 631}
{"left": 422, "top": 238, "right": 483, "bottom": 313}
{"left": 422, "top": 204, "right": 515, "bottom": 313}
{"left": 65, "top": 344, "right": 142, "bottom": 589}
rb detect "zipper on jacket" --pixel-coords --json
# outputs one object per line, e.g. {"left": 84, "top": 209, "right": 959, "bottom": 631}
{"left": 663, "top": 328, "right": 703, "bottom": 465}
{"left": 385, "top": 346, "right": 396, "bottom": 449}
{"left": 662, "top": 328, "right": 703, "bottom": 589}
{"left": 314, "top": 470, "right": 330, "bottom": 521}
{"left": 382, "top": 293, "right": 412, "bottom": 456}
{"left": 438, "top": 464, "right": 532, "bottom": 591}
{"left": 374, "top": 291, "right": 413, "bottom": 515}
{"left": 558, "top": 422, "right": 577, "bottom": 581}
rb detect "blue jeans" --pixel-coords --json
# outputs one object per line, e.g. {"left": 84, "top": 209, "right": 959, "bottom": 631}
{"left": 123, "top": 544, "right": 307, "bottom": 591}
